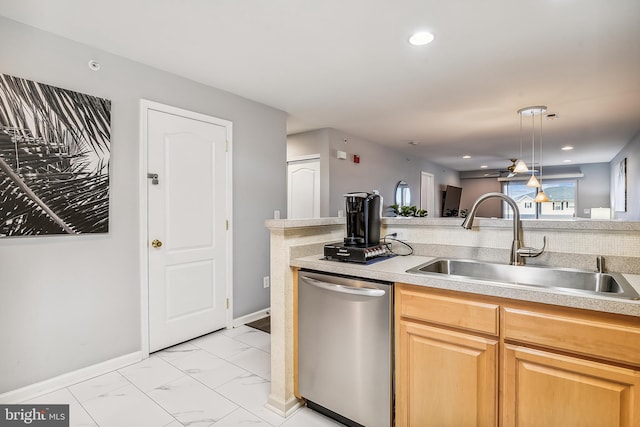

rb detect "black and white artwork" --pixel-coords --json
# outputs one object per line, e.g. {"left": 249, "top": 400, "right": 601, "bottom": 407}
{"left": 0, "top": 74, "right": 111, "bottom": 236}
{"left": 614, "top": 157, "right": 627, "bottom": 213}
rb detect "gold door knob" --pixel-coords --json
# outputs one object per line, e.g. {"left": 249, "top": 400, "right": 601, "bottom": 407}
{"left": 151, "top": 239, "right": 163, "bottom": 248}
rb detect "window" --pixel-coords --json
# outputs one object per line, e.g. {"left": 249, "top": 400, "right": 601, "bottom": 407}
{"left": 502, "top": 179, "right": 577, "bottom": 219}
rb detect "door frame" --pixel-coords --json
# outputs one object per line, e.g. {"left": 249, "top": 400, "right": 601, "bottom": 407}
{"left": 138, "top": 99, "right": 233, "bottom": 357}
{"left": 421, "top": 171, "right": 435, "bottom": 217}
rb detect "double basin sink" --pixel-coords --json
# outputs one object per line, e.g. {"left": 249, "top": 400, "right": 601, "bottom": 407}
{"left": 407, "top": 258, "right": 640, "bottom": 300}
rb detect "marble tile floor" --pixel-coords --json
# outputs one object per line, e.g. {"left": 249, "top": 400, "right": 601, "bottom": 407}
{"left": 23, "top": 325, "right": 342, "bottom": 427}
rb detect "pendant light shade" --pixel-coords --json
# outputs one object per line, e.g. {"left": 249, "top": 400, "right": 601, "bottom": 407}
{"left": 515, "top": 111, "right": 529, "bottom": 173}
{"left": 526, "top": 174, "right": 541, "bottom": 188}
{"left": 534, "top": 190, "right": 550, "bottom": 203}
{"left": 514, "top": 159, "right": 529, "bottom": 173}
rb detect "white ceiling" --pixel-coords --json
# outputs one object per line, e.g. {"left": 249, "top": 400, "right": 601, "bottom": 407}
{"left": 1, "top": 0, "right": 639, "bottom": 171}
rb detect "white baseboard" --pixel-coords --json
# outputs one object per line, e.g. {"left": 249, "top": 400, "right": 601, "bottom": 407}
{"left": 0, "top": 351, "right": 143, "bottom": 404}
{"left": 266, "top": 394, "right": 304, "bottom": 418}
{"left": 232, "top": 307, "right": 270, "bottom": 328}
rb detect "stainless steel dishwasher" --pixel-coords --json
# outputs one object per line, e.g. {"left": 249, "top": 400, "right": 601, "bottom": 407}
{"left": 297, "top": 269, "right": 393, "bottom": 427}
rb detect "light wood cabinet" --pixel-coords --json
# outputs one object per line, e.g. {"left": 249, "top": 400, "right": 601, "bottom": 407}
{"left": 396, "top": 320, "right": 498, "bottom": 427}
{"left": 395, "top": 284, "right": 499, "bottom": 427}
{"left": 395, "top": 283, "right": 640, "bottom": 427}
{"left": 502, "top": 344, "right": 640, "bottom": 427}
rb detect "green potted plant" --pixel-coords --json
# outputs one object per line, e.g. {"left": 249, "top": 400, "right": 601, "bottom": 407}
{"left": 390, "top": 204, "right": 428, "bottom": 217}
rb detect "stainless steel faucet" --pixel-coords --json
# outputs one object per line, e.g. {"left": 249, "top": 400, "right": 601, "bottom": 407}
{"left": 461, "top": 192, "right": 545, "bottom": 266}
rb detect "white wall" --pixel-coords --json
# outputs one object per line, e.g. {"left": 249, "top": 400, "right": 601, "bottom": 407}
{"left": 0, "top": 17, "right": 286, "bottom": 394}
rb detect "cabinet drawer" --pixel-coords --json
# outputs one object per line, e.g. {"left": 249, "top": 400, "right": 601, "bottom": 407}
{"left": 503, "top": 307, "right": 640, "bottom": 366}
{"left": 397, "top": 284, "right": 499, "bottom": 336}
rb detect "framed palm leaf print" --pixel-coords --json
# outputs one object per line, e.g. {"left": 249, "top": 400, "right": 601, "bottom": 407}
{"left": 0, "top": 74, "right": 111, "bottom": 236}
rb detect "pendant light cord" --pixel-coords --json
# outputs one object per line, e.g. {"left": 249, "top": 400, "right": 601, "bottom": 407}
{"left": 539, "top": 110, "right": 544, "bottom": 186}
{"left": 531, "top": 112, "right": 535, "bottom": 178}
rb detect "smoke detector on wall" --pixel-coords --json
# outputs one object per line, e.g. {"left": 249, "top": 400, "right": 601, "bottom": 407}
{"left": 88, "top": 60, "right": 101, "bottom": 71}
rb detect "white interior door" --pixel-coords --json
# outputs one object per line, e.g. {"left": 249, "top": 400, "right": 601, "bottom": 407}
{"left": 287, "top": 157, "right": 321, "bottom": 219}
{"left": 147, "top": 107, "right": 231, "bottom": 352}
{"left": 421, "top": 171, "right": 435, "bottom": 217}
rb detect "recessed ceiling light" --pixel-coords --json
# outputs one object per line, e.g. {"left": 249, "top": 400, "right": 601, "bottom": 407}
{"left": 462, "top": 155, "right": 471, "bottom": 159}
{"left": 563, "top": 159, "right": 572, "bottom": 163}
{"left": 480, "top": 165, "right": 488, "bottom": 169}
{"left": 409, "top": 31, "right": 435, "bottom": 46}
{"left": 562, "top": 146, "right": 573, "bottom": 151}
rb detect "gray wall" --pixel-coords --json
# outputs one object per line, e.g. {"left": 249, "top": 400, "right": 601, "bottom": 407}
{"left": 460, "top": 178, "right": 503, "bottom": 218}
{"left": 325, "top": 129, "right": 459, "bottom": 217}
{"left": 611, "top": 134, "right": 640, "bottom": 220}
{"left": 576, "top": 163, "right": 610, "bottom": 218}
{"left": 288, "top": 128, "right": 461, "bottom": 218}
{"left": 0, "top": 17, "right": 286, "bottom": 394}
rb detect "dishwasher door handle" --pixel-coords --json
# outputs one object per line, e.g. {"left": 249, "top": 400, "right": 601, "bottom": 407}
{"left": 301, "top": 276, "right": 386, "bottom": 297}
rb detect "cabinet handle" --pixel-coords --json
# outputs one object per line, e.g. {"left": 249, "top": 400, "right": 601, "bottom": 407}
{"left": 301, "top": 276, "right": 386, "bottom": 297}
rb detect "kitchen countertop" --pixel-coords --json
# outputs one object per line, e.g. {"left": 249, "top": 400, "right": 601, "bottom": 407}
{"left": 291, "top": 254, "right": 640, "bottom": 317}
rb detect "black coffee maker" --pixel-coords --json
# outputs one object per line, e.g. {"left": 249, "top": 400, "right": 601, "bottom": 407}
{"left": 343, "top": 192, "right": 381, "bottom": 246}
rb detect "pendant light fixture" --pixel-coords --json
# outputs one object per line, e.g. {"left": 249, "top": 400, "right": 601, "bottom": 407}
{"left": 533, "top": 108, "right": 550, "bottom": 203}
{"left": 513, "top": 111, "right": 529, "bottom": 173}
{"left": 518, "top": 106, "right": 546, "bottom": 192}
{"left": 525, "top": 108, "right": 541, "bottom": 188}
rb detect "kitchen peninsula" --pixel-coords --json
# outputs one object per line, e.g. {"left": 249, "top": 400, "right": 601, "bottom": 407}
{"left": 265, "top": 217, "right": 640, "bottom": 421}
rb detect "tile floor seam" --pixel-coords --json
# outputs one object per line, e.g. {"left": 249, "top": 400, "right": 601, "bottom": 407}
{"left": 71, "top": 373, "right": 180, "bottom": 427}
{"left": 143, "top": 380, "right": 236, "bottom": 427}
{"left": 189, "top": 336, "right": 271, "bottom": 382}
{"left": 155, "top": 349, "right": 251, "bottom": 395}
{"left": 67, "top": 371, "right": 130, "bottom": 403}
{"left": 115, "top": 367, "right": 186, "bottom": 427}
{"left": 224, "top": 350, "right": 271, "bottom": 381}
{"left": 157, "top": 338, "right": 277, "bottom": 425}
{"left": 151, "top": 366, "right": 240, "bottom": 413}
{"left": 145, "top": 350, "right": 269, "bottom": 426}
{"left": 215, "top": 377, "right": 279, "bottom": 427}
{"left": 142, "top": 375, "right": 238, "bottom": 427}
{"left": 63, "top": 386, "right": 101, "bottom": 427}
{"left": 184, "top": 332, "right": 280, "bottom": 426}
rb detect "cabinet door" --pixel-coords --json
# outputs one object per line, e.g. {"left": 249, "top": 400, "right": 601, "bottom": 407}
{"left": 396, "top": 320, "right": 498, "bottom": 427}
{"left": 502, "top": 344, "right": 640, "bottom": 427}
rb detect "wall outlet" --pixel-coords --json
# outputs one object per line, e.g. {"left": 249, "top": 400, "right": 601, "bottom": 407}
{"left": 263, "top": 276, "right": 270, "bottom": 288}
{"left": 395, "top": 229, "right": 408, "bottom": 240}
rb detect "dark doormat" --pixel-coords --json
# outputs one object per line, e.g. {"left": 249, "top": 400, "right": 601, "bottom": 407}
{"left": 246, "top": 316, "right": 270, "bottom": 334}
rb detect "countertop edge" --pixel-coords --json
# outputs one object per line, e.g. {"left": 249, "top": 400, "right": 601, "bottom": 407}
{"left": 267, "top": 217, "right": 640, "bottom": 232}
{"left": 290, "top": 254, "right": 640, "bottom": 317}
